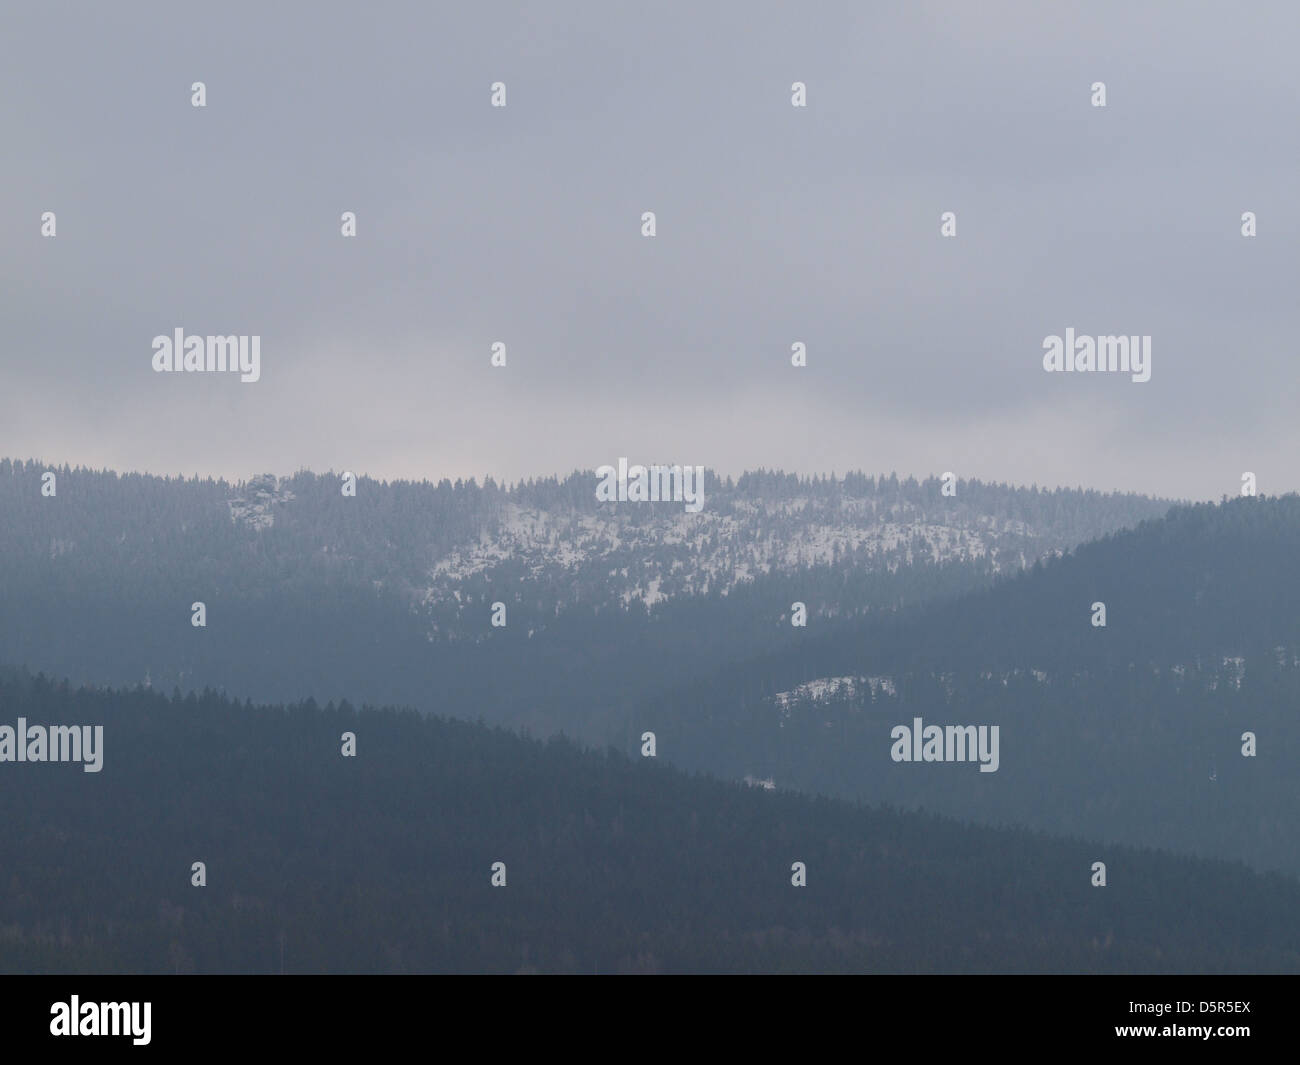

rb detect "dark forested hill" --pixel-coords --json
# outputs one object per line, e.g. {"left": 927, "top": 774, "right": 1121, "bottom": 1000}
{"left": 0, "top": 673, "right": 1296, "bottom": 975}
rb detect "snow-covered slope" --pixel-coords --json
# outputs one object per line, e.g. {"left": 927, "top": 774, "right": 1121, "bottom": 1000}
{"left": 221, "top": 470, "right": 1172, "bottom": 616}
{"left": 426, "top": 498, "right": 1023, "bottom": 597}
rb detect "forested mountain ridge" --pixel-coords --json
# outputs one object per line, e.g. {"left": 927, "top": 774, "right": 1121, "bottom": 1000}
{"left": 0, "top": 673, "right": 1295, "bottom": 975}
{"left": 0, "top": 458, "right": 1170, "bottom": 737}
{"left": 3, "top": 458, "right": 1169, "bottom": 604}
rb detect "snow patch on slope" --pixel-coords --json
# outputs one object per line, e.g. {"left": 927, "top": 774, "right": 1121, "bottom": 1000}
{"left": 229, "top": 474, "right": 295, "bottom": 530}
{"left": 421, "top": 497, "right": 1032, "bottom": 608}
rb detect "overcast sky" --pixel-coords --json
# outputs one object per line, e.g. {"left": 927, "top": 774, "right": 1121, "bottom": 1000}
{"left": 2, "top": 1, "right": 1297, "bottom": 499}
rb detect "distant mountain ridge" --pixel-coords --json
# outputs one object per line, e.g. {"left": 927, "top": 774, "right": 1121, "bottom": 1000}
{"left": 0, "top": 458, "right": 1171, "bottom": 738}
{"left": 3, "top": 456, "right": 1171, "bottom": 613}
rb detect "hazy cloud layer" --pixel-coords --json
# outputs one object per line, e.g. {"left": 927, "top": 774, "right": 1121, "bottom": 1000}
{"left": 2, "top": 1, "right": 1296, "bottom": 498}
